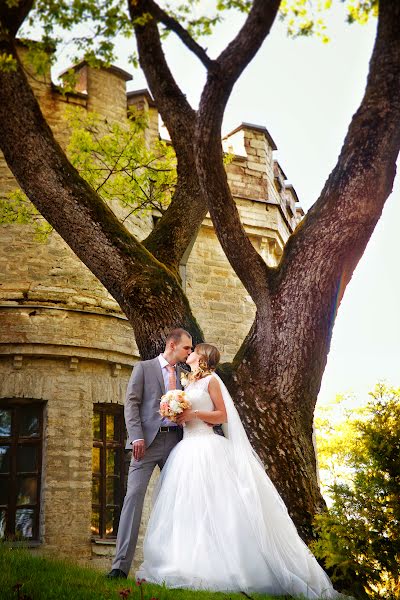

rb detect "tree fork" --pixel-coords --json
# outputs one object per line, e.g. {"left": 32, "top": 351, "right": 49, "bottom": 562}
{"left": 123, "top": 270, "right": 204, "bottom": 359}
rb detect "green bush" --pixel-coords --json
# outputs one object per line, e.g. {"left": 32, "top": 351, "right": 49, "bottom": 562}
{"left": 312, "top": 384, "right": 400, "bottom": 599}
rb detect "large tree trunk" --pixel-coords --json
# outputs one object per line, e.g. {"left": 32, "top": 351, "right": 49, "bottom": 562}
{"left": 227, "top": 365, "right": 322, "bottom": 541}
{"left": 221, "top": 302, "right": 332, "bottom": 541}
{"left": 124, "top": 270, "right": 203, "bottom": 358}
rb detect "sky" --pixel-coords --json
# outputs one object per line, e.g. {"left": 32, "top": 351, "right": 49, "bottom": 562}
{"left": 51, "top": 4, "right": 399, "bottom": 408}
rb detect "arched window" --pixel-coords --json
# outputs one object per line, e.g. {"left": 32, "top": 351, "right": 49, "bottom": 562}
{"left": 92, "top": 404, "right": 126, "bottom": 539}
{"left": 0, "top": 400, "right": 43, "bottom": 541}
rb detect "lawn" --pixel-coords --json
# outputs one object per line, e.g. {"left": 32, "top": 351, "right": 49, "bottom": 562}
{"left": 0, "top": 547, "right": 284, "bottom": 600}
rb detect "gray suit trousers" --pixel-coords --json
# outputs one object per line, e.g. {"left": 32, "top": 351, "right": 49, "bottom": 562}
{"left": 112, "top": 429, "right": 180, "bottom": 575}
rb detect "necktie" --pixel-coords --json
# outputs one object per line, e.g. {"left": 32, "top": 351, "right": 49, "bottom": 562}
{"left": 166, "top": 365, "right": 177, "bottom": 391}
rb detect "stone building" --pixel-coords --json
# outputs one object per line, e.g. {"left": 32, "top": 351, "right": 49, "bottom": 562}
{"left": 0, "top": 43, "right": 303, "bottom": 571}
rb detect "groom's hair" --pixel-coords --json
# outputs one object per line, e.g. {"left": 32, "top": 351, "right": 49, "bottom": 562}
{"left": 166, "top": 328, "right": 191, "bottom": 344}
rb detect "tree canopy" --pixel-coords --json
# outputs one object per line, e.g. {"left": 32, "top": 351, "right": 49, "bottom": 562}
{"left": 0, "top": 0, "right": 380, "bottom": 73}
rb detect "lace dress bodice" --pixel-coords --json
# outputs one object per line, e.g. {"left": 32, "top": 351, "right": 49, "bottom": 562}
{"left": 184, "top": 375, "right": 215, "bottom": 439}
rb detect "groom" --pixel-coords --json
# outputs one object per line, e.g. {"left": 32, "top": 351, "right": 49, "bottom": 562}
{"left": 107, "top": 328, "right": 193, "bottom": 579}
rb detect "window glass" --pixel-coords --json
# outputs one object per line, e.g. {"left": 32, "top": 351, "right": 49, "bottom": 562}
{"left": 0, "top": 482, "right": 8, "bottom": 505}
{"left": 0, "top": 510, "right": 6, "bottom": 539}
{"left": 0, "top": 402, "right": 42, "bottom": 540}
{"left": 17, "top": 446, "right": 37, "bottom": 473}
{"left": 19, "top": 407, "right": 40, "bottom": 437}
{"left": 93, "top": 412, "right": 101, "bottom": 440}
{"left": 0, "top": 410, "right": 11, "bottom": 437}
{"left": 105, "top": 414, "right": 115, "bottom": 440}
{"left": 106, "top": 448, "right": 117, "bottom": 475}
{"left": 92, "top": 477, "right": 100, "bottom": 505}
{"left": 105, "top": 507, "right": 116, "bottom": 537}
{"left": 106, "top": 477, "right": 117, "bottom": 506}
{"left": 91, "top": 509, "right": 100, "bottom": 536}
{"left": 0, "top": 446, "right": 11, "bottom": 474}
{"left": 92, "top": 447, "right": 100, "bottom": 474}
{"left": 17, "top": 477, "right": 37, "bottom": 505}
{"left": 15, "top": 508, "right": 34, "bottom": 539}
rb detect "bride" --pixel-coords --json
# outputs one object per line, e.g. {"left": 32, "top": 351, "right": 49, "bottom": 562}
{"left": 136, "top": 343, "right": 342, "bottom": 598}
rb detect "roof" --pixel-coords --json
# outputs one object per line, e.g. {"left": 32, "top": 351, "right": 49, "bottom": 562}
{"left": 285, "top": 183, "right": 300, "bottom": 204}
{"left": 273, "top": 160, "right": 287, "bottom": 181}
{"left": 224, "top": 122, "right": 277, "bottom": 151}
{"left": 127, "top": 89, "right": 157, "bottom": 108}
{"left": 59, "top": 61, "right": 132, "bottom": 82}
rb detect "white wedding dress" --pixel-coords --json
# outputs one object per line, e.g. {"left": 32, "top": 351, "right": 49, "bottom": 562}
{"left": 136, "top": 375, "right": 341, "bottom": 598}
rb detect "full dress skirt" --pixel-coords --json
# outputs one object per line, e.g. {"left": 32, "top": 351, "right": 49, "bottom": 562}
{"left": 137, "top": 376, "right": 340, "bottom": 599}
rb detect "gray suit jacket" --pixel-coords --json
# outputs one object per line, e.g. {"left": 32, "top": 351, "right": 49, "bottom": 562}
{"left": 124, "top": 357, "right": 184, "bottom": 449}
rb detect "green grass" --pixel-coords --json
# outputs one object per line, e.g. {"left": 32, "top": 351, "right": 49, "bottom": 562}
{"left": 0, "top": 547, "right": 283, "bottom": 600}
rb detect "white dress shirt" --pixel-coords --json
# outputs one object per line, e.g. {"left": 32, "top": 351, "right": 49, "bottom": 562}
{"left": 158, "top": 354, "right": 178, "bottom": 427}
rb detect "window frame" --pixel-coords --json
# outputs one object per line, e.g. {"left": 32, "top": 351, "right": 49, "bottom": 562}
{"left": 92, "top": 403, "right": 126, "bottom": 540}
{"left": 0, "top": 399, "right": 44, "bottom": 541}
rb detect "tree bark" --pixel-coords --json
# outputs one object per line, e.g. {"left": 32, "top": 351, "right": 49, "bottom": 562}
{"left": 130, "top": 0, "right": 209, "bottom": 268}
{"left": 0, "top": 0, "right": 33, "bottom": 36}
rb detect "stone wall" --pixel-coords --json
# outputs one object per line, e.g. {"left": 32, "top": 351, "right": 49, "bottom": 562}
{"left": 0, "top": 42, "right": 302, "bottom": 572}
{"left": 0, "top": 342, "right": 132, "bottom": 560}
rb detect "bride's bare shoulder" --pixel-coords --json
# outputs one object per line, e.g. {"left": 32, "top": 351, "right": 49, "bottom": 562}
{"left": 207, "top": 375, "right": 221, "bottom": 392}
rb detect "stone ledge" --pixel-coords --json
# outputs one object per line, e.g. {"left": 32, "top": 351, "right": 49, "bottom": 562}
{"left": 0, "top": 343, "right": 138, "bottom": 367}
{"left": 0, "top": 302, "right": 124, "bottom": 319}
{"left": 92, "top": 539, "right": 116, "bottom": 557}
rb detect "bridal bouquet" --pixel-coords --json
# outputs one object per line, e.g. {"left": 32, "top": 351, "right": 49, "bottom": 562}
{"left": 159, "top": 390, "right": 191, "bottom": 422}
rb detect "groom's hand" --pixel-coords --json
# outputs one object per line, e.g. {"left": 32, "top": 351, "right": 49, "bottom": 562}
{"left": 132, "top": 439, "right": 145, "bottom": 461}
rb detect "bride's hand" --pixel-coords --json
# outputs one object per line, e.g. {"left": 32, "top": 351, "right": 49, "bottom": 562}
{"left": 176, "top": 409, "right": 195, "bottom": 425}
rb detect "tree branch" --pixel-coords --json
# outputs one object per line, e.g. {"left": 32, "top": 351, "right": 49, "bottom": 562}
{"left": 0, "top": 0, "right": 34, "bottom": 37}
{"left": 194, "top": 0, "right": 281, "bottom": 306}
{"left": 128, "top": 0, "right": 196, "bottom": 151}
{"left": 146, "top": 0, "right": 215, "bottom": 71}
{"left": 197, "top": 145, "right": 272, "bottom": 308}
{"left": 243, "top": 0, "right": 400, "bottom": 415}
{"left": 216, "top": 0, "right": 281, "bottom": 90}
{"left": 0, "top": 35, "right": 185, "bottom": 323}
{"left": 129, "top": 0, "right": 209, "bottom": 269}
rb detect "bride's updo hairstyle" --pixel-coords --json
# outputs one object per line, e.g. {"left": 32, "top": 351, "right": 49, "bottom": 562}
{"left": 192, "top": 343, "right": 220, "bottom": 381}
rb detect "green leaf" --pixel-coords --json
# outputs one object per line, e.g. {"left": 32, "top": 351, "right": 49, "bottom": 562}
{"left": 0, "top": 189, "right": 53, "bottom": 240}
{"left": 0, "top": 52, "right": 18, "bottom": 73}
{"left": 64, "top": 106, "right": 177, "bottom": 219}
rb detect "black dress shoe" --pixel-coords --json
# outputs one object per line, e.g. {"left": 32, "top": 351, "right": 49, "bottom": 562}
{"left": 106, "top": 568, "right": 128, "bottom": 579}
